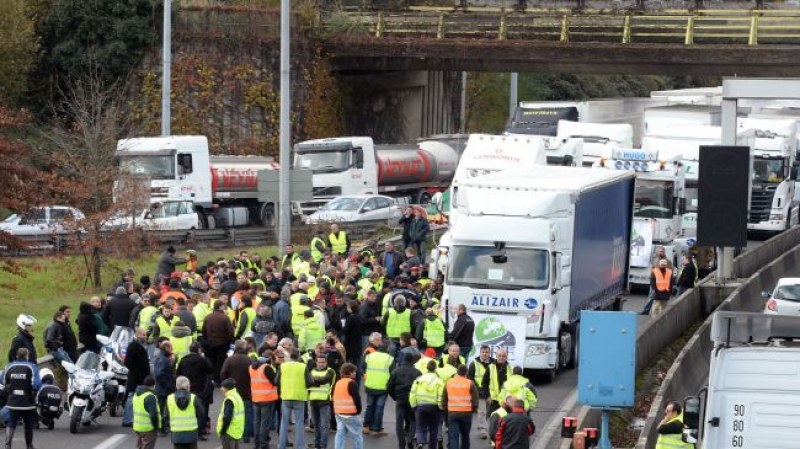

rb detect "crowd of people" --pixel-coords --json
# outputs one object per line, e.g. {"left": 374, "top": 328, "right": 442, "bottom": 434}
{"left": 4, "top": 222, "right": 540, "bottom": 449}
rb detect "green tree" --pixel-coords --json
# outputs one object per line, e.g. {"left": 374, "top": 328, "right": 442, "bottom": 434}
{"left": 0, "top": 0, "right": 38, "bottom": 106}
{"left": 32, "top": 0, "right": 155, "bottom": 112}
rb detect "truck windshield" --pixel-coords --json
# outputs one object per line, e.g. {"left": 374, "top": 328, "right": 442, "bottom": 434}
{"left": 294, "top": 151, "right": 350, "bottom": 173}
{"left": 118, "top": 155, "right": 175, "bottom": 180}
{"left": 753, "top": 158, "right": 785, "bottom": 183}
{"left": 634, "top": 180, "right": 673, "bottom": 219}
{"left": 448, "top": 245, "right": 549, "bottom": 290}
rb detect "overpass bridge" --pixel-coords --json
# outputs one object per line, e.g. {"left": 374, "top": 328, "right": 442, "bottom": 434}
{"left": 325, "top": 7, "right": 800, "bottom": 75}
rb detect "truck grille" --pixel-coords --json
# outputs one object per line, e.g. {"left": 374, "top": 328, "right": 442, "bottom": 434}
{"left": 313, "top": 186, "right": 341, "bottom": 196}
{"left": 748, "top": 185, "right": 776, "bottom": 223}
{"left": 151, "top": 187, "right": 169, "bottom": 198}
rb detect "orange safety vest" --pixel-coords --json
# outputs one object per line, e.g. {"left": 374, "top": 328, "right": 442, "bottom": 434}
{"left": 332, "top": 378, "right": 357, "bottom": 415}
{"left": 249, "top": 365, "right": 278, "bottom": 403}
{"left": 446, "top": 376, "right": 473, "bottom": 412}
{"left": 653, "top": 268, "right": 673, "bottom": 293}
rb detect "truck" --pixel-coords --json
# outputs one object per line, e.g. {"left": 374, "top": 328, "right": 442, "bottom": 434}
{"left": 115, "top": 135, "right": 279, "bottom": 228}
{"left": 738, "top": 117, "right": 799, "bottom": 233}
{"left": 506, "top": 98, "right": 665, "bottom": 146}
{"left": 443, "top": 166, "right": 634, "bottom": 379}
{"left": 592, "top": 148, "right": 690, "bottom": 287}
{"left": 682, "top": 311, "right": 800, "bottom": 449}
{"left": 555, "top": 120, "right": 634, "bottom": 167}
{"left": 649, "top": 86, "right": 723, "bottom": 106}
{"left": 642, "top": 104, "right": 721, "bottom": 136}
{"left": 291, "top": 136, "right": 460, "bottom": 215}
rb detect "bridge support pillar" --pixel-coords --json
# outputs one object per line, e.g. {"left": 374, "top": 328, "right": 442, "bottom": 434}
{"left": 337, "top": 70, "right": 462, "bottom": 142}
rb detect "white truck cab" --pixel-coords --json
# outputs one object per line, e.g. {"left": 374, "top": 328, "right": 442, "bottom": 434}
{"left": 555, "top": 120, "right": 634, "bottom": 167}
{"left": 592, "top": 148, "right": 689, "bottom": 286}
{"left": 684, "top": 311, "right": 800, "bottom": 449}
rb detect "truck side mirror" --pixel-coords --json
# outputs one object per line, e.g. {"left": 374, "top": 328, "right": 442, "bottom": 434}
{"left": 683, "top": 396, "right": 701, "bottom": 443}
{"left": 177, "top": 153, "right": 193, "bottom": 174}
{"left": 353, "top": 149, "right": 364, "bottom": 169}
{"left": 552, "top": 252, "right": 563, "bottom": 291}
{"left": 791, "top": 163, "right": 799, "bottom": 180}
{"left": 674, "top": 197, "right": 686, "bottom": 215}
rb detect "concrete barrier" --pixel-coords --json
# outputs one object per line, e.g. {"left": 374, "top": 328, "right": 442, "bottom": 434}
{"left": 733, "top": 225, "right": 800, "bottom": 278}
{"left": 634, "top": 239, "right": 800, "bottom": 449}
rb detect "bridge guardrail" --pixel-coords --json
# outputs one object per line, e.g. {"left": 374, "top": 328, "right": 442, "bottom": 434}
{"left": 336, "top": 9, "right": 800, "bottom": 45}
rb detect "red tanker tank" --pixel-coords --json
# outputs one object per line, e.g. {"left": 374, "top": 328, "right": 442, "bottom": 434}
{"left": 209, "top": 156, "right": 279, "bottom": 193}
{"left": 376, "top": 141, "right": 458, "bottom": 186}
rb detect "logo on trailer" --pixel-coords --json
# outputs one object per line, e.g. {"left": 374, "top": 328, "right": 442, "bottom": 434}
{"left": 524, "top": 298, "right": 539, "bottom": 309}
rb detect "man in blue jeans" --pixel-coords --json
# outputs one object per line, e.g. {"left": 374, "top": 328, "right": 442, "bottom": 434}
{"left": 277, "top": 350, "right": 308, "bottom": 449}
{"left": 363, "top": 345, "right": 394, "bottom": 435}
{"left": 442, "top": 365, "right": 479, "bottom": 449}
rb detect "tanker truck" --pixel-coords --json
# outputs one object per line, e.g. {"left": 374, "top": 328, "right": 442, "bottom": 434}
{"left": 291, "top": 137, "right": 460, "bottom": 215}
{"left": 115, "top": 135, "right": 279, "bottom": 228}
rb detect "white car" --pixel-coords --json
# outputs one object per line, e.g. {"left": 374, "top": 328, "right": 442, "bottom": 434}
{"left": 763, "top": 278, "right": 800, "bottom": 316}
{"left": 304, "top": 195, "right": 402, "bottom": 225}
{"left": 0, "top": 206, "right": 85, "bottom": 236}
{"left": 103, "top": 201, "right": 200, "bottom": 231}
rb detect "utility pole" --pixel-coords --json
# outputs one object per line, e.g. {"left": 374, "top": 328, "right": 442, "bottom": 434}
{"left": 460, "top": 72, "right": 467, "bottom": 133}
{"left": 161, "top": 0, "right": 171, "bottom": 137}
{"left": 509, "top": 72, "right": 518, "bottom": 121}
{"left": 278, "top": 0, "right": 291, "bottom": 250}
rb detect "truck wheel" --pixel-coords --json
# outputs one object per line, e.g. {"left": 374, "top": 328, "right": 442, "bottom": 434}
{"left": 260, "top": 203, "right": 275, "bottom": 227}
{"left": 566, "top": 331, "right": 578, "bottom": 370}
{"left": 559, "top": 330, "right": 573, "bottom": 370}
{"left": 195, "top": 210, "right": 208, "bottom": 230}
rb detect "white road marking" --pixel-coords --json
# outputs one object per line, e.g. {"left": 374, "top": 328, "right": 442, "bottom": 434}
{"left": 93, "top": 433, "right": 126, "bottom": 449}
{"left": 531, "top": 389, "right": 577, "bottom": 449}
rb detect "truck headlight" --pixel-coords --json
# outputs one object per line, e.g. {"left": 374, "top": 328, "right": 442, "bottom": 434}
{"left": 770, "top": 214, "right": 783, "bottom": 221}
{"left": 526, "top": 343, "right": 549, "bottom": 357}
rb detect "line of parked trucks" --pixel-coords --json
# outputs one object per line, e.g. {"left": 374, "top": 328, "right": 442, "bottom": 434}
{"left": 18, "top": 86, "right": 791, "bottom": 379}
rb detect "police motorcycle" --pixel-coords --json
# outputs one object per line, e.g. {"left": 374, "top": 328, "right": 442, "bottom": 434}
{"left": 35, "top": 368, "right": 63, "bottom": 430}
{"left": 99, "top": 327, "right": 133, "bottom": 417}
{"left": 61, "top": 348, "right": 115, "bottom": 433}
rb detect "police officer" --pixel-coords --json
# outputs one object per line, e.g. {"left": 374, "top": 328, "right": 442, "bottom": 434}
{"left": 217, "top": 378, "right": 245, "bottom": 449}
{"left": 165, "top": 376, "right": 205, "bottom": 449}
{"left": 133, "top": 375, "right": 160, "bottom": 449}
{"left": 4, "top": 347, "right": 40, "bottom": 449}
{"left": 34, "top": 368, "right": 62, "bottom": 430}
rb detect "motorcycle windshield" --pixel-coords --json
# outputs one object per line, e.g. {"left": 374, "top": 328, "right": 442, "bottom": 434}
{"left": 111, "top": 327, "right": 134, "bottom": 355}
{"left": 75, "top": 352, "right": 101, "bottom": 370}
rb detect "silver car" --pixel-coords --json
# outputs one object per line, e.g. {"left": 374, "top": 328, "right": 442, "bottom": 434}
{"left": 763, "top": 278, "right": 800, "bottom": 316}
{"left": 0, "top": 206, "right": 85, "bottom": 236}
{"left": 304, "top": 195, "right": 402, "bottom": 225}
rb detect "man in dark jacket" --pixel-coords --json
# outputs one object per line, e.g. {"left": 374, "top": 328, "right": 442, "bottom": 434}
{"left": 59, "top": 305, "right": 79, "bottom": 362}
{"left": 155, "top": 246, "right": 187, "bottom": 282}
{"left": 44, "top": 309, "right": 72, "bottom": 363}
{"left": 494, "top": 398, "right": 535, "bottom": 449}
{"left": 203, "top": 300, "right": 235, "bottom": 384}
{"left": 103, "top": 287, "right": 138, "bottom": 331}
{"left": 8, "top": 315, "right": 37, "bottom": 364}
{"left": 387, "top": 353, "right": 421, "bottom": 449}
{"left": 123, "top": 327, "right": 151, "bottom": 428}
{"left": 449, "top": 305, "right": 475, "bottom": 358}
{"left": 177, "top": 343, "right": 214, "bottom": 439}
{"left": 76, "top": 301, "right": 102, "bottom": 353}
{"left": 221, "top": 340, "right": 254, "bottom": 443}
{"left": 164, "top": 376, "right": 206, "bottom": 448}
{"left": 675, "top": 254, "right": 698, "bottom": 296}
{"left": 397, "top": 207, "right": 415, "bottom": 252}
{"left": 175, "top": 298, "right": 197, "bottom": 335}
{"left": 408, "top": 208, "right": 430, "bottom": 263}
{"left": 153, "top": 340, "right": 176, "bottom": 433}
{"left": 379, "top": 242, "right": 405, "bottom": 279}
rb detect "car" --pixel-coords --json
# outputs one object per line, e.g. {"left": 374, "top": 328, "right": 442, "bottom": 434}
{"left": 0, "top": 206, "right": 85, "bottom": 236}
{"left": 763, "top": 277, "right": 800, "bottom": 316}
{"left": 102, "top": 201, "right": 200, "bottom": 231}
{"left": 304, "top": 194, "right": 402, "bottom": 225}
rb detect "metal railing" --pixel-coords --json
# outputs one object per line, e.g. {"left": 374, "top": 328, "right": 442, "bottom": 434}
{"left": 338, "top": 8, "right": 800, "bottom": 45}
{"left": 0, "top": 220, "right": 394, "bottom": 256}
